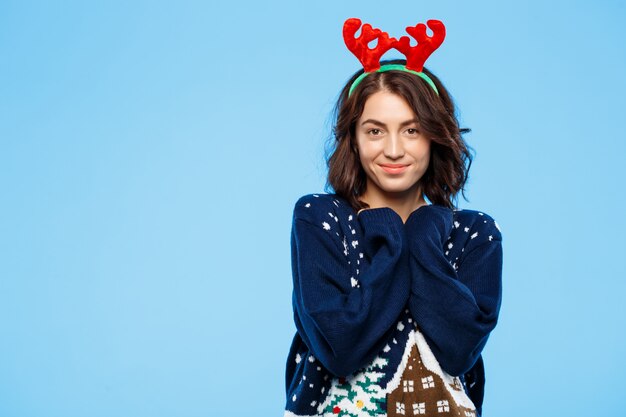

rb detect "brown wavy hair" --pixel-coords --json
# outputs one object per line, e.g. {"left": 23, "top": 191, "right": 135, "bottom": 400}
{"left": 323, "top": 58, "right": 474, "bottom": 211}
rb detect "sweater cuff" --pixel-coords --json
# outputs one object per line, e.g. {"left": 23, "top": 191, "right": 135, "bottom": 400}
{"left": 405, "top": 205, "right": 453, "bottom": 248}
{"left": 357, "top": 207, "right": 404, "bottom": 228}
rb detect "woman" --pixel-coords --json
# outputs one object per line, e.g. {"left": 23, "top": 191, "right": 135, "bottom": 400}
{"left": 284, "top": 18, "right": 503, "bottom": 417}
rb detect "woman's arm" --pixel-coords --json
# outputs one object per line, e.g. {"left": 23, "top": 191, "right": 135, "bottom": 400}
{"left": 291, "top": 196, "right": 411, "bottom": 377}
{"left": 404, "top": 205, "right": 503, "bottom": 377}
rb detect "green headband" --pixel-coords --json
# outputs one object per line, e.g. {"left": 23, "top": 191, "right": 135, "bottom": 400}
{"left": 348, "top": 64, "right": 439, "bottom": 97}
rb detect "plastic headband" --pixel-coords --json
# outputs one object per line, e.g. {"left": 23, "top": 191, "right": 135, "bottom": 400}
{"left": 343, "top": 18, "right": 446, "bottom": 97}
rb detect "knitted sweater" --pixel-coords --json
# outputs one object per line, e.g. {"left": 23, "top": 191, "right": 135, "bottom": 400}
{"left": 284, "top": 193, "right": 503, "bottom": 417}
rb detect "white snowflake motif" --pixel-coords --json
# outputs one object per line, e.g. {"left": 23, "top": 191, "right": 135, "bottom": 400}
{"left": 348, "top": 214, "right": 353, "bottom": 221}
{"left": 470, "top": 231, "right": 478, "bottom": 239}
{"left": 350, "top": 277, "right": 359, "bottom": 287}
{"left": 292, "top": 394, "right": 297, "bottom": 401}
{"left": 464, "top": 226, "right": 470, "bottom": 232}
{"left": 342, "top": 236, "right": 349, "bottom": 256}
{"left": 322, "top": 222, "right": 330, "bottom": 231}
{"left": 351, "top": 239, "right": 359, "bottom": 249}
{"left": 447, "top": 242, "right": 453, "bottom": 249}
{"left": 295, "top": 354, "right": 302, "bottom": 363}
{"left": 308, "top": 355, "right": 316, "bottom": 363}
{"left": 305, "top": 203, "right": 311, "bottom": 208}
{"left": 488, "top": 234, "right": 494, "bottom": 241}
{"left": 397, "top": 321, "right": 405, "bottom": 331}
{"left": 383, "top": 344, "right": 391, "bottom": 352}
{"left": 454, "top": 220, "right": 460, "bottom": 228}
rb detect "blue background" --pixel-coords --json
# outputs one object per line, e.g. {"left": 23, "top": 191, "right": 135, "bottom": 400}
{"left": 1, "top": 1, "right": 625, "bottom": 416}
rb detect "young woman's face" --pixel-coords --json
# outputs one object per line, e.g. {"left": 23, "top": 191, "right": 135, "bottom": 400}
{"left": 355, "top": 90, "right": 431, "bottom": 200}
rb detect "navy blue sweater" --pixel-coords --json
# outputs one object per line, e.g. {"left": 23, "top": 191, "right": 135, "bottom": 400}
{"left": 285, "top": 193, "right": 503, "bottom": 417}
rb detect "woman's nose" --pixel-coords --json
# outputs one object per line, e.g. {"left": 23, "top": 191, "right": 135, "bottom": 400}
{"left": 384, "top": 134, "right": 404, "bottom": 158}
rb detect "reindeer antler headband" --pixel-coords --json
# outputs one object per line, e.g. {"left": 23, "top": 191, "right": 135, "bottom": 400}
{"left": 343, "top": 18, "right": 446, "bottom": 97}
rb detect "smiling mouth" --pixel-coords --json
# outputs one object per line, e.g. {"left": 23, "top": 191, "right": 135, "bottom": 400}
{"left": 379, "top": 164, "right": 409, "bottom": 174}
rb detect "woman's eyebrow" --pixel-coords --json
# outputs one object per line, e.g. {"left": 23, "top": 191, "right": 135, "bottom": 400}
{"left": 360, "top": 118, "right": 419, "bottom": 127}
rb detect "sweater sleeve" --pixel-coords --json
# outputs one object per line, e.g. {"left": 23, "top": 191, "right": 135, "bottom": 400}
{"left": 404, "top": 205, "right": 503, "bottom": 377}
{"left": 290, "top": 197, "right": 411, "bottom": 377}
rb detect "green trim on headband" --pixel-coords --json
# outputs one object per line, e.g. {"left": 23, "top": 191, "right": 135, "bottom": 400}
{"left": 348, "top": 63, "right": 439, "bottom": 97}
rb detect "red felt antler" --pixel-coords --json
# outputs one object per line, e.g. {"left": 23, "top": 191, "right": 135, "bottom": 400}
{"left": 343, "top": 18, "right": 397, "bottom": 72}
{"left": 393, "top": 20, "right": 446, "bottom": 72}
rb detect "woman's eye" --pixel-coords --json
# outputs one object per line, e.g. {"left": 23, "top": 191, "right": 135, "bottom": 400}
{"left": 368, "top": 128, "right": 382, "bottom": 136}
{"left": 407, "top": 128, "right": 420, "bottom": 135}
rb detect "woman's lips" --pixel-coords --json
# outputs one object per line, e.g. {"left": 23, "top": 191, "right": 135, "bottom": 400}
{"left": 379, "top": 164, "right": 408, "bottom": 174}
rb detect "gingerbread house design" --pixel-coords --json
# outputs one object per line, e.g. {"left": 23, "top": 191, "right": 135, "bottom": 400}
{"left": 385, "top": 327, "right": 478, "bottom": 416}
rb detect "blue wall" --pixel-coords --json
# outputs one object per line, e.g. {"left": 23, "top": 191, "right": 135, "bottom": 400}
{"left": 1, "top": 1, "right": 624, "bottom": 416}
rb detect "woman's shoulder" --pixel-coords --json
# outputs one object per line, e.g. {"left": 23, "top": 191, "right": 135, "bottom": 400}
{"left": 451, "top": 207, "right": 503, "bottom": 249}
{"left": 292, "top": 193, "right": 351, "bottom": 222}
